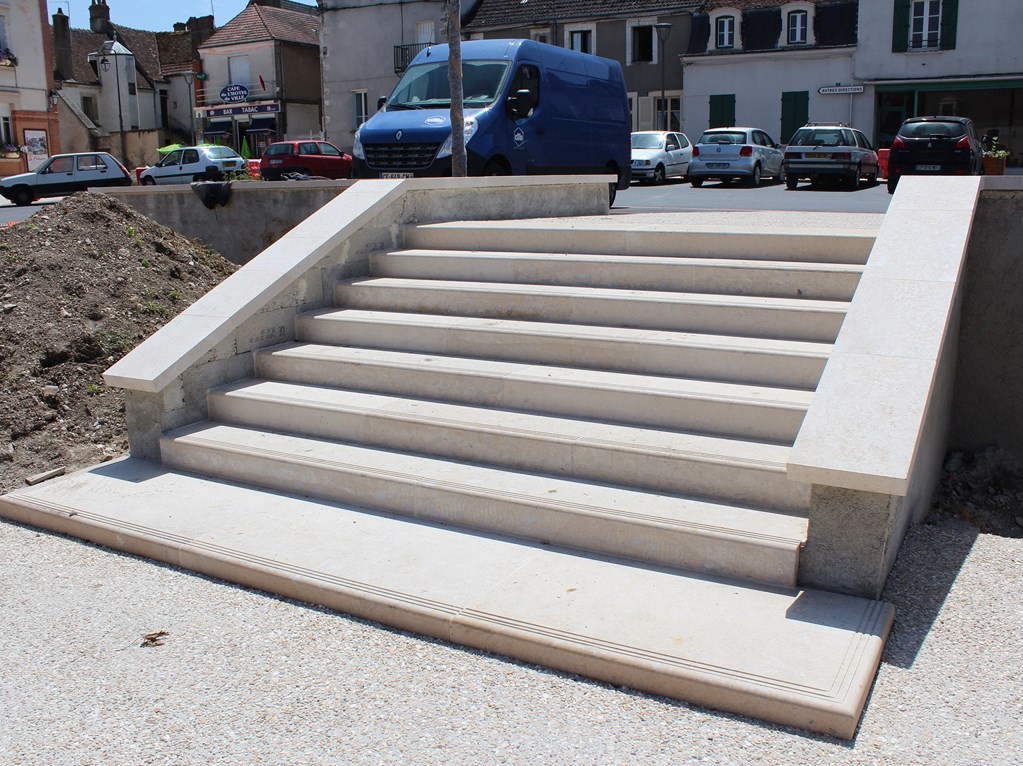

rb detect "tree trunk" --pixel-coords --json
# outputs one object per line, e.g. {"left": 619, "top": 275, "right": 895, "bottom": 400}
{"left": 445, "top": 0, "right": 466, "bottom": 177}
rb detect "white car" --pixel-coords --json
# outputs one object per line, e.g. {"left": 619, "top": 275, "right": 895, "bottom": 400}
{"left": 0, "top": 152, "right": 132, "bottom": 205}
{"left": 139, "top": 145, "right": 245, "bottom": 185}
{"left": 689, "top": 127, "right": 785, "bottom": 187}
{"left": 631, "top": 131, "right": 692, "bottom": 184}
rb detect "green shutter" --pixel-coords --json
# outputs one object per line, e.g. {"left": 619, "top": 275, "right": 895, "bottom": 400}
{"left": 780, "top": 91, "right": 809, "bottom": 144}
{"left": 892, "top": 0, "right": 910, "bottom": 52}
{"left": 709, "top": 94, "right": 735, "bottom": 128}
{"left": 940, "top": 0, "right": 959, "bottom": 50}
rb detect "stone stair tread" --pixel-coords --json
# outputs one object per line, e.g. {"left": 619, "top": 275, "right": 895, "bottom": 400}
{"left": 259, "top": 343, "right": 815, "bottom": 407}
{"left": 163, "top": 421, "right": 808, "bottom": 546}
{"left": 0, "top": 459, "right": 893, "bottom": 739}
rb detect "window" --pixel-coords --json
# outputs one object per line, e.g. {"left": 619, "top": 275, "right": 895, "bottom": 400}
{"left": 353, "top": 90, "right": 368, "bottom": 130}
{"left": 531, "top": 29, "right": 549, "bottom": 45}
{"left": 787, "top": 10, "right": 808, "bottom": 44}
{"left": 228, "top": 55, "right": 250, "bottom": 88}
{"left": 183, "top": 149, "right": 200, "bottom": 164}
{"left": 319, "top": 142, "right": 342, "bottom": 156}
{"left": 632, "top": 25, "right": 654, "bottom": 63}
{"left": 565, "top": 24, "right": 595, "bottom": 54}
{"left": 655, "top": 95, "right": 681, "bottom": 132}
{"left": 910, "top": 0, "right": 941, "bottom": 49}
{"left": 81, "top": 96, "right": 99, "bottom": 123}
{"left": 298, "top": 142, "right": 319, "bottom": 155}
{"left": 416, "top": 21, "right": 434, "bottom": 44}
{"left": 0, "top": 15, "right": 8, "bottom": 51}
{"left": 509, "top": 64, "right": 540, "bottom": 117}
{"left": 48, "top": 156, "right": 74, "bottom": 174}
{"left": 716, "top": 16, "right": 735, "bottom": 49}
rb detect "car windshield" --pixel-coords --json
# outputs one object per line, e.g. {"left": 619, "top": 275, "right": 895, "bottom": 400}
{"left": 631, "top": 134, "right": 664, "bottom": 150}
{"left": 789, "top": 129, "right": 851, "bottom": 147}
{"left": 899, "top": 121, "right": 966, "bottom": 139}
{"left": 697, "top": 131, "right": 747, "bottom": 145}
{"left": 388, "top": 60, "right": 510, "bottom": 109}
{"left": 205, "top": 146, "right": 241, "bottom": 159}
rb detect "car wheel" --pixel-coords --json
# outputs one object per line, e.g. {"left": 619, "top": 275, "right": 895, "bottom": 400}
{"left": 786, "top": 175, "right": 799, "bottom": 190}
{"left": 887, "top": 177, "right": 898, "bottom": 194}
{"left": 849, "top": 166, "right": 861, "bottom": 190}
{"left": 653, "top": 164, "right": 666, "bottom": 184}
{"left": 193, "top": 174, "right": 206, "bottom": 183}
{"left": 865, "top": 171, "right": 878, "bottom": 186}
{"left": 690, "top": 177, "right": 704, "bottom": 188}
{"left": 141, "top": 176, "right": 156, "bottom": 186}
{"left": 748, "top": 164, "right": 762, "bottom": 187}
{"left": 12, "top": 186, "right": 33, "bottom": 206}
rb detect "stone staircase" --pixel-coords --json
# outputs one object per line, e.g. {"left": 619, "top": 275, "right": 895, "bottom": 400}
{"left": 2, "top": 219, "right": 895, "bottom": 738}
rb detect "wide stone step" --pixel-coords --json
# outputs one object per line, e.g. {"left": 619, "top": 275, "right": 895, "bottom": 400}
{"left": 404, "top": 221, "right": 875, "bottom": 265}
{"left": 160, "top": 422, "right": 807, "bottom": 583}
{"left": 254, "top": 344, "right": 811, "bottom": 442}
{"left": 371, "top": 249, "right": 864, "bottom": 301}
{"left": 295, "top": 310, "right": 831, "bottom": 389}
{"left": 207, "top": 380, "right": 810, "bottom": 509}
{"left": 0, "top": 461, "right": 893, "bottom": 739}
{"left": 334, "top": 279, "right": 846, "bottom": 343}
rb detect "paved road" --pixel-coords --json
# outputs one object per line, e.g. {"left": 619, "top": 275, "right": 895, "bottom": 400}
{"left": 616, "top": 177, "right": 892, "bottom": 215}
{"left": 0, "top": 198, "right": 59, "bottom": 225}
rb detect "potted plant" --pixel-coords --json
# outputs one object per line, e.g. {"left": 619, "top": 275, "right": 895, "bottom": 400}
{"left": 983, "top": 136, "right": 1010, "bottom": 175}
{"left": 2, "top": 143, "right": 23, "bottom": 159}
{"left": 0, "top": 48, "right": 17, "bottom": 67}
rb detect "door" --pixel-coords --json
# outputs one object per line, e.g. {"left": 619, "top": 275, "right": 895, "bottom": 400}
{"left": 504, "top": 63, "right": 546, "bottom": 173}
{"left": 74, "top": 154, "right": 114, "bottom": 191}
{"left": 671, "top": 132, "right": 691, "bottom": 176}
{"left": 37, "top": 155, "right": 76, "bottom": 195}
{"left": 755, "top": 130, "right": 783, "bottom": 175}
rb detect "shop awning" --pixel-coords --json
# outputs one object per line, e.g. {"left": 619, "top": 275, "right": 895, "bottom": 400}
{"left": 246, "top": 117, "right": 277, "bottom": 134}
{"left": 203, "top": 120, "right": 232, "bottom": 136}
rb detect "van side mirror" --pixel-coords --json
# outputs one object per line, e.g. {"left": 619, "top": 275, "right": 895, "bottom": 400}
{"left": 507, "top": 88, "right": 535, "bottom": 119}
{"left": 377, "top": 96, "right": 387, "bottom": 110}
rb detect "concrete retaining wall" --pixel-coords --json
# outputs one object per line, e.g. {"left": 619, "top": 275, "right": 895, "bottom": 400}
{"left": 104, "top": 181, "right": 355, "bottom": 265}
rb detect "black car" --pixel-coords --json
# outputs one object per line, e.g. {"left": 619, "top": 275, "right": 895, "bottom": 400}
{"left": 886, "top": 116, "right": 984, "bottom": 194}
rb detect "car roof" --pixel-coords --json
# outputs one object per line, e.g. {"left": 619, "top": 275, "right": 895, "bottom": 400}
{"left": 904, "top": 115, "right": 971, "bottom": 123}
{"left": 703, "top": 127, "right": 756, "bottom": 131}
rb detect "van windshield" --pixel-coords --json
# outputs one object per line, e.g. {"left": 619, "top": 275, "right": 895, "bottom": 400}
{"left": 388, "top": 60, "right": 511, "bottom": 109}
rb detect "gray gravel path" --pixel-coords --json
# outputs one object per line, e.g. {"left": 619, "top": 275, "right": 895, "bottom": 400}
{"left": 1, "top": 514, "right": 1020, "bottom": 766}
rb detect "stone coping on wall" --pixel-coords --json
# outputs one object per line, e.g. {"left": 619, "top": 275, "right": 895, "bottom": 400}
{"left": 787, "top": 176, "right": 1023, "bottom": 496}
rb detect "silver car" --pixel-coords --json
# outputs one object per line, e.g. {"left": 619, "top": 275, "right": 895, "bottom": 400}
{"left": 689, "top": 127, "right": 784, "bottom": 187}
{"left": 782, "top": 123, "right": 879, "bottom": 190}
{"left": 139, "top": 145, "right": 245, "bottom": 185}
{"left": 630, "top": 131, "right": 692, "bottom": 184}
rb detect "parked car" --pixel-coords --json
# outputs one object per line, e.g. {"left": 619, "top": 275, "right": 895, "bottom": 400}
{"left": 139, "top": 145, "right": 245, "bottom": 185}
{"left": 259, "top": 140, "right": 353, "bottom": 180}
{"left": 886, "top": 116, "right": 984, "bottom": 194}
{"left": 688, "top": 127, "right": 784, "bottom": 187}
{"left": 630, "top": 131, "right": 692, "bottom": 184}
{"left": 782, "top": 123, "right": 879, "bottom": 190}
{"left": 0, "top": 152, "right": 131, "bottom": 206}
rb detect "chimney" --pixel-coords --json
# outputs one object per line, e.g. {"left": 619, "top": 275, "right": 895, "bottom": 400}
{"left": 90, "top": 0, "right": 112, "bottom": 36}
{"left": 53, "top": 9, "right": 74, "bottom": 82}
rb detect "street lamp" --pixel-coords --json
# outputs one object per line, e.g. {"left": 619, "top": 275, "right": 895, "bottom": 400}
{"left": 654, "top": 22, "right": 672, "bottom": 131}
{"left": 182, "top": 71, "right": 196, "bottom": 145}
{"left": 99, "top": 34, "right": 129, "bottom": 166}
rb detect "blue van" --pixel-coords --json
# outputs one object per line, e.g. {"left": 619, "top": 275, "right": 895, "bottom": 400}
{"left": 352, "top": 39, "right": 631, "bottom": 202}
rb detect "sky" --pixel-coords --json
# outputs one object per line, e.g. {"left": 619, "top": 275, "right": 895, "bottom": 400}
{"left": 48, "top": 0, "right": 317, "bottom": 33}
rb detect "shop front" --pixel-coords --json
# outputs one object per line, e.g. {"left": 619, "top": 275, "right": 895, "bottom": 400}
{"left": 874, "top": 79, "right": 1023, "bottom": 165}
{"left": 199, "top": 101, "right": 281, "bottom": 158}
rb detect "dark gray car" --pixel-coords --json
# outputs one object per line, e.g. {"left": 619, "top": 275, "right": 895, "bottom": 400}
{"left": 782, "top": 124, "right": 879, "bottom": 190}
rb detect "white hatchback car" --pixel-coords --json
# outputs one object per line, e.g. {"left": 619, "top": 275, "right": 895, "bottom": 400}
{"left": 631, "top": 131, "right": 692, "bottom": 184}
{"left": 689, "top": 127, "right": 785, "bottom": 187}
{"left": 139, "top": 145, "right": 245, "bottom": 185}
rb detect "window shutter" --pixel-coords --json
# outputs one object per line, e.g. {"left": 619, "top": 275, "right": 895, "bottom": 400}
{"left": 709, "top": 94, "right": 735, "bottom": 128}
{"left": 940, "top": 0, "right": 959, "bottom": 50}
{"left": 892, "top": 0, "right": 910, "bottom": 52}
{"left": 780, "top": 91, "right": 808, "bottom": 144}
{"left": 638, "top": 96, "right": 653, "bottom": 131}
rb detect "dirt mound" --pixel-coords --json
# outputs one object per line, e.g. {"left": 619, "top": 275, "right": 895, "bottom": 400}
{"left": 0, "top": 192, "right": 235, "bottom": 493}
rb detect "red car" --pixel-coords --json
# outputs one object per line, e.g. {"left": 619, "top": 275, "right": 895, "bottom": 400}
{"left": 259, "top": 140, "right": 353, "bottom": 180}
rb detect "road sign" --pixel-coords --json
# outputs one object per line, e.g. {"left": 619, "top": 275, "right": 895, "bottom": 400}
{"left": 818, "top": 85, "right": 864, "bottom": 95}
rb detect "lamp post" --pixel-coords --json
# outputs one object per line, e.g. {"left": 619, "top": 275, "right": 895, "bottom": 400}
{"left": 654, "top": 22, "right": 672, "bottom": 131}
{"left": 99, "top": 37, "right": 128, "bottom": 166}
{"left": 182, "top": 71, "right": 196, "bottom": 145}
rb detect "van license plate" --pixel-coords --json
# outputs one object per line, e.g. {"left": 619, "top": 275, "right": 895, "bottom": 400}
{"left": 915, "top": 164, "right": 940, "bottom": 172}
{"left": 706, "top": 163, "right": 728, "bottom": 169}
{"left": 381, "top": 172, "right": 413, "bottom": 179}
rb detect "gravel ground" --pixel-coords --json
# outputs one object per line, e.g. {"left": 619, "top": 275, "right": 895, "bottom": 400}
{"left": 1, "top": 513, "right": 1020, "bottom": 766}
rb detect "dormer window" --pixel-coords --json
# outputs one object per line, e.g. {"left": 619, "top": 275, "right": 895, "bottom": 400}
{"left": 716, "top": 16, "right": 735, "bottom": 49}
{"left": 787, "top": 10, "right": 808, "bottom": 44}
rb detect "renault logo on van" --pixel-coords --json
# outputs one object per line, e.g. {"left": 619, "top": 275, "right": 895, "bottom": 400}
{"left": 395, "top": 130, "right": 403, "bottom": 141}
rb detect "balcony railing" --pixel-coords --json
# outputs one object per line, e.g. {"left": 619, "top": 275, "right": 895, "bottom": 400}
{"left": 394, "top": 42, "right": 431, "bottom": 74}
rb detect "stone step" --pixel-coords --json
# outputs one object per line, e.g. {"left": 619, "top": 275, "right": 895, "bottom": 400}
{"left": 0, "top": 461, "right": 893, "bottom": 739}
{"left": 334, "top": 278, "right": 847, "bottom": 343}
{"left": 403, "top": 221, "right": 875, "bottom": 265}
{"left": 295, "top": 310, "right": 831, "bottom": 390}
{"left": 254, "top": 344, "right": 811, "bottom": 442}
{"left": 160, "top": 422, "right": 807, "bottom": 583}
{"left": 371, "top": 249, "right": 864, "bottom": 301}
{"left": 208, "top": 380, "right": 810, "bottom": 510}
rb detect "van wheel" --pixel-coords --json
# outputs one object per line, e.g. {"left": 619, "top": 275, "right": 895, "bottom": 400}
{"left": 483, "top": 161, "right": 508, "bottom": 176}
{"left": 12, "top": 186, "right": 33, "bottom": 206}
{"left": 653, "top": 164, "right": 666, "bottom": 184}
{"left": 141, "top": 177, "right": 156, "bottom": 186}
